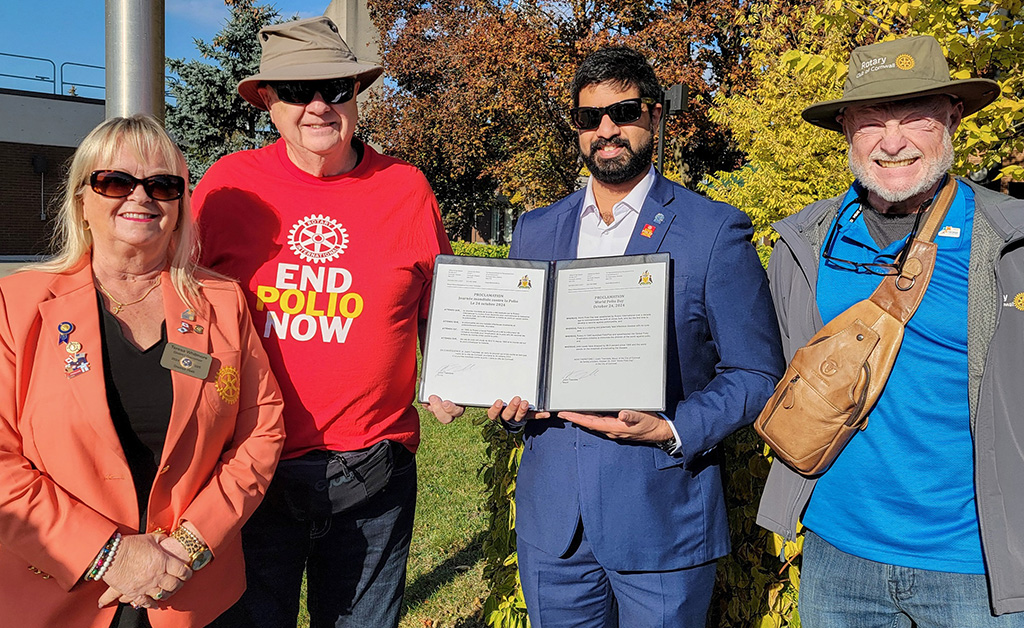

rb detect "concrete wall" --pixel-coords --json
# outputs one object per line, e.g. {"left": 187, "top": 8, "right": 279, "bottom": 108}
{"left": 0, "top": 89, "right": 104, "bottom": 147}
{"left": 324, "top": 0, "right": 380, "bottom": 67}
{"left": 0, "top": 89, "right": 104, "bottom": 256}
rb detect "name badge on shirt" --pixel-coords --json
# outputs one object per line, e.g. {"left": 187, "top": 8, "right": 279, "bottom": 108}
{"left": 937, "top": 225, "right": 961, "bottom": 238}
{"left": 160, "top": 343, "right": 213, "bottom": 379}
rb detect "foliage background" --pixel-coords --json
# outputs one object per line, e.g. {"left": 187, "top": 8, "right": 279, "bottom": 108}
{"left": 167, "top": 0, "right": 1023, "bottom": 626}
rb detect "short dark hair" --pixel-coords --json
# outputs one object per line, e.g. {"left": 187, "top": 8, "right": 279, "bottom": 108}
{"left": 571, "top": 46, "right": 661, "bottom": 107}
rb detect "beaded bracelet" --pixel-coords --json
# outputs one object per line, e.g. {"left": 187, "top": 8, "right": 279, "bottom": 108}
{"left": 86, "top": 532, "right": 122, "bottom": 582}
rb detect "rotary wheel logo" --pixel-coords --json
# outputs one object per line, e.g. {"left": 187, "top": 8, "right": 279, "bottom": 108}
{"left": 288, "top": 214, "right": 349, "bottom": 264}
{"left": 896, "top": 54, "right": 915, "bottom": 70}
{"left": 1014, "top": 293, "right": 1024, "bottom": 311}
{"left": 215, "top": 366, "right": 240, "bottom": 404}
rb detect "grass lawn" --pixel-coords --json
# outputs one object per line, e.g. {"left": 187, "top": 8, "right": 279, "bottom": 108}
{"left": 297, "top": 405, "right": 493, "bottom": 628}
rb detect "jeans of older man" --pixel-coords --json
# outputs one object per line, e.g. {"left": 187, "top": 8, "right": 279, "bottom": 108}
{"left": 208, "top": 443, "right": 416, "bottom": 628}
{"left": 800, "top": 530, "right": 1024, "bottom": 628}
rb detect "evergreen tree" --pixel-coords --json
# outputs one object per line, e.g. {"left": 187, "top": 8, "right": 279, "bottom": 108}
{"left": 166, "top": 0, "right": 283, "bottom": 180}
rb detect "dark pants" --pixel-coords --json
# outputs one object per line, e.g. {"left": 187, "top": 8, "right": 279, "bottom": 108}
{"left": 210, "top": 443, "right": 417, "bottom": 628}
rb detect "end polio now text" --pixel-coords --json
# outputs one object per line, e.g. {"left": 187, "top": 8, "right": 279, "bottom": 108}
{"left": 255, "top": 263, "right": 364, "bottom": 343}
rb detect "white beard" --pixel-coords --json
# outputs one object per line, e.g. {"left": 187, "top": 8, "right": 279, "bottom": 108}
{"left": 849, "top": 126, "right": 954, "bottom": 204}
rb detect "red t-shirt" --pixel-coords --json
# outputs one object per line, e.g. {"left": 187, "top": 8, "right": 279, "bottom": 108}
{"left": 193, "top": 139, "right": 451, "bottom": 458}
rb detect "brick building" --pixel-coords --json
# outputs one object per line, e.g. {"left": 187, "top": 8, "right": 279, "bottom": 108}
{"left": 0, "top": 88, "right": 104, "bottom": 258}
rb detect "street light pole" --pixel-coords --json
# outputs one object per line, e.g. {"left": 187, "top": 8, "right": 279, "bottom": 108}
{"left": 657, "top": 83, "right": 687, "bottom": 173}
{"left": 105, "top": 0, "right": 165, "bottom": 122}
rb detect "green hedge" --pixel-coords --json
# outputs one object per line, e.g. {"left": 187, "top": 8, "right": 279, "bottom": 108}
{"left": 451, "top": 240, "right": 797, "bottom": 628}
{"left": 451, "top": 241, "right": 510, "bottom": 259}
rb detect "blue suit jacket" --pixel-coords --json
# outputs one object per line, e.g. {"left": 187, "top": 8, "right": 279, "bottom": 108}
{"left": 510, "top": 173, "right": 784, "bottom": 571}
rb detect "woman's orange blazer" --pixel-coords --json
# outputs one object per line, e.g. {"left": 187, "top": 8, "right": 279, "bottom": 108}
{"left": 0, "top": 259, "right": 285, "bottom": 627}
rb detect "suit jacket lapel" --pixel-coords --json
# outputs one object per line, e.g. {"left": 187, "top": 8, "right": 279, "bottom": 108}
{"left": 554, "top": 189, "right": 585, "bottom": 260}
{"left": 37, "top": 263, "right": 126, "bottom": 463}
{"left": 625, "top": 174, "right": 676, "bottom": 255}
{"left": 160, "top": 274, "right": 211, "bottom": 461}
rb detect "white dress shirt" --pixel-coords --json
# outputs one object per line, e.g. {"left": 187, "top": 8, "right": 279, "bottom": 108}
{"left": 576, "top": 166, "right": 657, "bottom": 259}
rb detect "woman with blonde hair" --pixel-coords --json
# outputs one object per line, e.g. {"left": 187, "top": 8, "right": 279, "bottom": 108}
{"left": 0, "top": 114, "right": 285, "bottom": 628}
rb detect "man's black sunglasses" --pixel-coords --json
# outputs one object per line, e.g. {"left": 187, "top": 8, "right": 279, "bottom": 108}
{"left": 570, "top": 97, "right": 657, "bottom": 130}
{"left": 89, "top": 170, "right": 186, "bottom": 202}
{"left": 821, "top": 196, "right": 931, "bottom": 276}
{"left": 268, "top": 78, "right": 356, "bottom": 105}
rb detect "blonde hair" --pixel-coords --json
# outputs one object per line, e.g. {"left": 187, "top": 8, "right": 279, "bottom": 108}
{"left": 27, "top": 115, "right": 204, "bottom": 307}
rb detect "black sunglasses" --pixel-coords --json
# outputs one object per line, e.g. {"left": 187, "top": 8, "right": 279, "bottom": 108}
{"left": 821, "top": 196, "right": 931, "bottom": 276}
{"left": 268, "top": 78, "right": 356, "bottom": 105}
{"left": 89, "top": 170, "right": 186, "bottom": 202}
{"left": 570, "top": 97, "right": 656, "bottom": 130}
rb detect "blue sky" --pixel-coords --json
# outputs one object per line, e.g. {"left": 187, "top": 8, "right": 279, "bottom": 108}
{"left": 0, "top": 1, "right": 327, "bottom": 98}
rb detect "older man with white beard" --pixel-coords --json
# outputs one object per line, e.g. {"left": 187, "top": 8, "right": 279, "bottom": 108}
{"left": 756, "top": 36, "right": 1024, "bottom": 626}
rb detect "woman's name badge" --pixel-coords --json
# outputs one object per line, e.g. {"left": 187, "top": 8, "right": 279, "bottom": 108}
{"left": 160, "top": 343, "right": 213, "bottom": 379}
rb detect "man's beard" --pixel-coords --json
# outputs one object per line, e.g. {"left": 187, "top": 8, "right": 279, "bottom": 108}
{"left": 582, "top": 133, "right": 655, "bottom": 185}
{"left": 849, "top": 126, "right": 954, "bottom": 204}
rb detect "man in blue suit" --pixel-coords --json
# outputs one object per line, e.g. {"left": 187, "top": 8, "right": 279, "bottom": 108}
{"left": 429, "top": 46, "right": 783, "bottom": 627}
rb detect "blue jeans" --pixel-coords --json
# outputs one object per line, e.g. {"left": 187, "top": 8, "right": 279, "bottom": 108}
{"left": 209, "top": 443, "right": 416, "bottom": 628}
{"left": 801, "top": 530, "right": 1024, "bottom": 627}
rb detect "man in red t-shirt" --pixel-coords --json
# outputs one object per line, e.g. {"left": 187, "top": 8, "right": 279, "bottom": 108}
{"left": 193, "top": 17, "right": 453, "bottom": 628}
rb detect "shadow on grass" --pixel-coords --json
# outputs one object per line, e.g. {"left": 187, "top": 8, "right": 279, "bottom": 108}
{"left": 402, "top": 529, "right": 488, "bottom": 612}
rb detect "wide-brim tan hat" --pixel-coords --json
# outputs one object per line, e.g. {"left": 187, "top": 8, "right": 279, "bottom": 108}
{"left": 803, "top": 35, "right": 1000, "bottom": 132}
{"left": 238, "top": 16, "right": 384, "bottom": 110}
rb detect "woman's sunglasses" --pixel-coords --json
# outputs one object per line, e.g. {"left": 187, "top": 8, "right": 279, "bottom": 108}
{"left": 570, "top": 98, "right": 656, "bottom": 130}
{"left": 268, "top": 78, "right": 356, "bottom": 105}
{"left": 89, "top": 170, "right": 186, "bottom": 202}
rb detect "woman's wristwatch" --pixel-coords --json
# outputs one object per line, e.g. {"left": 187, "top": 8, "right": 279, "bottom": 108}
{"left": 170, "top": 526, "right": 213, "bottom": 571}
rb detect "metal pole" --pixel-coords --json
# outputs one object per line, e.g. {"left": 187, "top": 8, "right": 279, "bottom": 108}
{"left": 105, "top": 0, "right": 165, "bottom": 122}
{"left": 657, "top": 102, "right": 667, "bottom": 173}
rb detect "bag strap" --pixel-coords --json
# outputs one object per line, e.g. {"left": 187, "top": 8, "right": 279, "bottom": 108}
{"left": 868, "top": 176, "right": 958, "bottom": 324}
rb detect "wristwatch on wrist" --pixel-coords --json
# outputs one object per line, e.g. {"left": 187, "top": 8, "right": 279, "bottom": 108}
{"left": 655, "top": 435, "right": 678, "bottom": 453}
{"left": 170, "top": 525, "right": 213, "bottom": 571}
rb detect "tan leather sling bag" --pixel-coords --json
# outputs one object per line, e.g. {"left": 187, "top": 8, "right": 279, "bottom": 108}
{"left": 755, "top": 177, "right": 957, "bottom": 476}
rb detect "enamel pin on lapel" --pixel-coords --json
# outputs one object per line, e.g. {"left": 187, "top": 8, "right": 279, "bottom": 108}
{"left": 59, "top": 322, "right": 90, "bottom": 378}
{"left": 641, "top": 224, "right": 656, "bottom": 238}
{"left": 654, "top": 213, "right": 665, "bottom": 224}
{"left": 180, "top": 308, "right": 204, "bottom": 333}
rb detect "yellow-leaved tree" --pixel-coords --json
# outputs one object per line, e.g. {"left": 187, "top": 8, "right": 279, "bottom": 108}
{"left": 704, "top": 1, "right": 1023, "bottom": 627}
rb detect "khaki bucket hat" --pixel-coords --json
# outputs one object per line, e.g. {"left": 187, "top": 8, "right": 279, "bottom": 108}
{"left": 803, "top": 35, "right": 1000, "bottom": 132}
{"left": 238, "top": 16, "right": 384, "bottom": 110}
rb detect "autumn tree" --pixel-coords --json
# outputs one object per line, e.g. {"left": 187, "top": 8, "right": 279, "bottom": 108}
{"left": 165, "top": 0, "right": 282, "bottom": 180}
{"left": 362, "top": 0, "right": 760, "bottom": 241}
{"left": 705, "top": 0, "right": 1024, "bottom": 249}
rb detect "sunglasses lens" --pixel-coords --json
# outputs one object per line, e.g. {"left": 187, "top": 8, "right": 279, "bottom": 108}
{"left": 570, "top": 99, "right": 646, "bottom": 130}
{"left": 320, "top": 78, "right": 355, "bottom": 104}
{"left": 272, "top": 79, "right": 355, "bottom": 105}
{"left": 91, "top": 171, "right": 136, "bottom": 198}
{"left": 90, "top": 171, "right": 184, "bottom": 201}
{"left": 272, "top": 82, "right": 314, "bottom": 104}
{"left": 571, "top": 108, "right": 601, "bottom": 130}
{"left": 144, "top": 175, "right": 186, "bottom": 201}
{"left": 608, "top": 101, "right": 643, "bottom": 125}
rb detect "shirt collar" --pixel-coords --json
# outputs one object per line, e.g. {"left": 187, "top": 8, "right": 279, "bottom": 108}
{"left": 581, "top": 165, "right": 658, "bottom": 220}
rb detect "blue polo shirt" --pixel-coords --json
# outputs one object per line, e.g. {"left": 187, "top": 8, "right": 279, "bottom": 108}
{"left": 803, "top": 181, "right": 985, "bottom": 574}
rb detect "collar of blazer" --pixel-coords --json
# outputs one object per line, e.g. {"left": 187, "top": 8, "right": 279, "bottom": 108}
{"left": 549, "top": 172, "right": 679, "bottom": 260}
{"left": 37, "top": 256, "right": 213, "bottom": 475}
